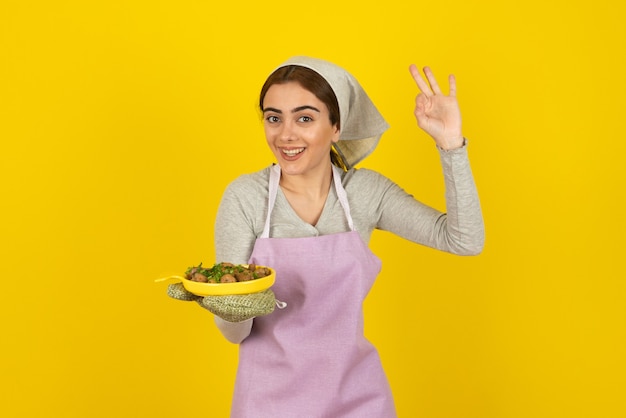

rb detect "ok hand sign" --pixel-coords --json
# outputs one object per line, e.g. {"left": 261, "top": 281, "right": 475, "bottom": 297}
{"left": 409, "top": 65, "right": 464, "bottom": 150}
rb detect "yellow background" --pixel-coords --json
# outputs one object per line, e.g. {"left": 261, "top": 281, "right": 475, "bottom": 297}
{"left": 1, "top": 1, "right": 625, "bottom": 417}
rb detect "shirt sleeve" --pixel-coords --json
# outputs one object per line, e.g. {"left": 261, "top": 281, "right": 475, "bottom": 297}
{"left": 214, "top": 172, "right": 267, "bottom": 264}
{"left": 374, "top": 142, "right": 484, "bottom": 255}
{"left": 211, "top": 171, "right": 269, "bottom": 343}
{"left": 213, "top": 317, "right": 253, "bottom": 344}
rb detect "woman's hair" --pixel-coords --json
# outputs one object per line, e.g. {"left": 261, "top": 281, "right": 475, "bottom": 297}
{"left": 259, "top": 65, "right": 346, "bottom": 169}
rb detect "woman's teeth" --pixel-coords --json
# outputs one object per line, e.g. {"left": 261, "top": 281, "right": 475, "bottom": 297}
{"left": 283, "top": 148, "right": 304, "bottom": 156}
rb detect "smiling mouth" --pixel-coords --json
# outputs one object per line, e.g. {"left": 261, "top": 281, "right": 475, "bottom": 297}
{"left": 282, "top": 148, "right": 305, "bottom": 157}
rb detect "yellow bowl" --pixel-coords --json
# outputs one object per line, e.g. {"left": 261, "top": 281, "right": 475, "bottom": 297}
{"left": 155, "top": 265, "right": 275, "bottom": 296}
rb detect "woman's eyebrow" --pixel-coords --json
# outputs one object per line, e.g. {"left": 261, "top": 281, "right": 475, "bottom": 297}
{"left": 263, "top": 105, "right": 321, "bottom": 114}
{"left": 292, "top": 105, "right": 320, "bottom": 113}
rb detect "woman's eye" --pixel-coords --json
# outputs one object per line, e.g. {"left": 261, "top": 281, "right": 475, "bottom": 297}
{"left": 266, "top": 115, "right": 280, "bottom": 123}
{"left": 298, "top": 115, "right": 313, "bottom": 122}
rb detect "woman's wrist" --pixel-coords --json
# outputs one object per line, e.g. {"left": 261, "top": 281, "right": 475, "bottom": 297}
{"left": 437, "top": 137, "right": 467, "bottom": 151}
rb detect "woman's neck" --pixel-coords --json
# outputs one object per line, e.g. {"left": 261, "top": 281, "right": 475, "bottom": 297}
{"left": 279, "top": 164, "right": 334, "bottom": 225}
{"left": 279, "top": 163, "right": 333, "bottom": 200}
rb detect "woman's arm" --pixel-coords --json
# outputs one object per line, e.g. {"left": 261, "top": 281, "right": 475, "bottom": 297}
{"left": 214, "top": 177, "right": 263, "bottom": 265}
{"left": 213, "top": 317, "right": 253, "bottom": 344}
{"left": 212, "top": 175, "right": 266, "bottom": 343}
{"left": 376, "top": 65, "right": 484, "bottom": 254}
{"left": 373, "top": 145, "right": 484, "bottom": 255}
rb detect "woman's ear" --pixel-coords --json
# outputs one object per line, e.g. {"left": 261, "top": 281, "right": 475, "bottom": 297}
{"left": 331, "top": 126, "right": 341, "bottom": 143}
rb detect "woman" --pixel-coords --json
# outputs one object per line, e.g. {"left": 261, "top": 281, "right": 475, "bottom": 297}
{"left": 169, "top": 56, "right": 484, "bottom": 417}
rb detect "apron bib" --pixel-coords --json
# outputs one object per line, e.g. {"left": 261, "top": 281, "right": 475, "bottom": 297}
{"left": 231, "top": 165, "right": 396, "bottom": 418}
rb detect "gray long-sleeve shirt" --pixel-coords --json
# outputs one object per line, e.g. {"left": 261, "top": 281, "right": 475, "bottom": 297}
{"left": 213, "top": 144, "right": 484, "bottom": 342}
{"left": 215, "top": 144, "right": 484, "bottom": 260}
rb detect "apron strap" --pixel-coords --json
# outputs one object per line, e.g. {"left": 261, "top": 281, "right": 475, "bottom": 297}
{"left": 261, "top": 165, "right": 281, "bottom": 239}
{"left": 331, "top": 165, "right": 355, "bottom": 232}
{"left": 261, "top": 164, "right": 355, "bottom": 238}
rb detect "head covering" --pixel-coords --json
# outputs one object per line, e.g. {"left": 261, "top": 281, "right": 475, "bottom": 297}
{"left": 275, "top": 56, "right": 389, "bottom": 169}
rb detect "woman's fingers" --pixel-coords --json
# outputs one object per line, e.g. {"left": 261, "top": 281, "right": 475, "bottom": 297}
{"left": 413, "top": 95, "right": 430, "bottom": 128}
{"left": 448, "top": 74, "right": 457, "bottom": 97}
{"left": 422, "top": 66, "right": 443, "bottom": 95}
{"left": 409, "top": 64, "right": 433, "bottom": 96}
{"left": 410, "top": 64, "right": 454, "bottom": 96}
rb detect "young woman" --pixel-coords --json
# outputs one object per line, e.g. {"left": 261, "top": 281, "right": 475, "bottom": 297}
{"left": 169, "top": 56, "right": 484, "bottom": 417}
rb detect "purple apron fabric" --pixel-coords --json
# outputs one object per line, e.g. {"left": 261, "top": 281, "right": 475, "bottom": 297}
{"left": 230, "top": 165, "right": 397, "bottom": 418}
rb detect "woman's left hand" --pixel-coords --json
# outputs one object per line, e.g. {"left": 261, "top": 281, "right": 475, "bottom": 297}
{"left": 409, "top": 64, "right": 464, "bottom": 150}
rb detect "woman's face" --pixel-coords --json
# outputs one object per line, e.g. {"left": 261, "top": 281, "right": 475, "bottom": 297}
{"left": 262, "top": 82, "right": 340, "bottom": 177}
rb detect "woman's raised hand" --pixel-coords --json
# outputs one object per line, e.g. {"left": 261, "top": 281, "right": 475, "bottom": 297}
{"left": 409, "top": 64, "right": 464, "bottom": 150}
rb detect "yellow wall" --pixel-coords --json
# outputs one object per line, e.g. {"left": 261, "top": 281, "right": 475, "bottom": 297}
{"left": 1, "top": 1, "right": 624, "bottom": 417}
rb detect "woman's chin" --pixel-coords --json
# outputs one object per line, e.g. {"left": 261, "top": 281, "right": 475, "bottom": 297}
{"left": 278, "top": 162, "right": 304, "bottom": 176}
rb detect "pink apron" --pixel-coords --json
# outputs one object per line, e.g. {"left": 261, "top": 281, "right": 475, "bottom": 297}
{"left": 231, "top": 165, "right": 396, "bottom": 418}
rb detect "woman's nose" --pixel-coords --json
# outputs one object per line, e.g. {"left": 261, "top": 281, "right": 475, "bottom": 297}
{"left": 279, "top": 122, "right": 296, "bottom": 141}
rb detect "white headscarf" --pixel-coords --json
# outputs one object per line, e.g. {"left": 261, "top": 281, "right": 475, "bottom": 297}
{"left": 274, "top": 56, "right": 389, "bottom": 169}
